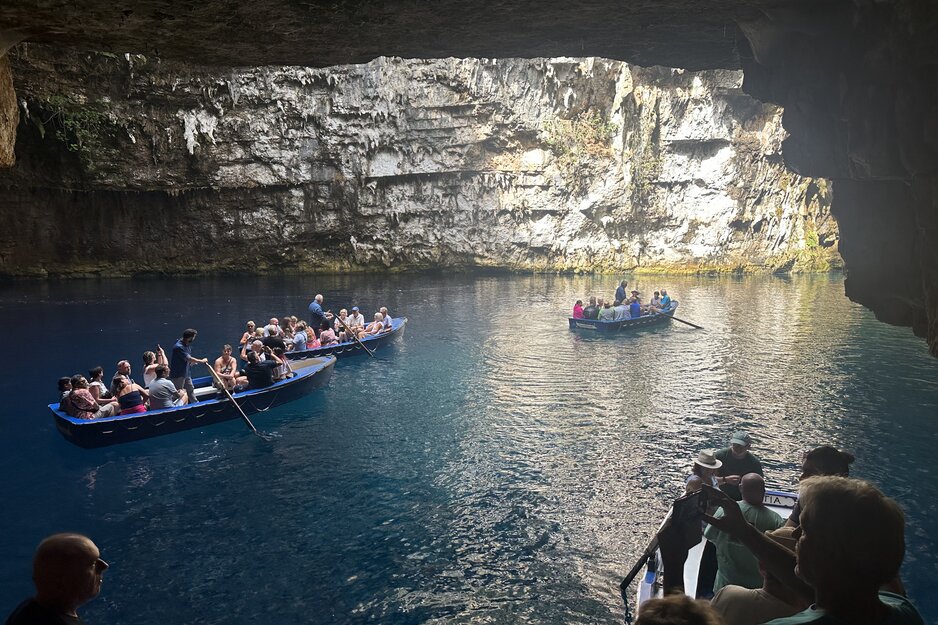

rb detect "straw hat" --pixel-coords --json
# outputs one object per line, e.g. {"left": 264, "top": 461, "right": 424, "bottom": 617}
{"left": 694, "top": 450, "right": 722, "bottom": 470}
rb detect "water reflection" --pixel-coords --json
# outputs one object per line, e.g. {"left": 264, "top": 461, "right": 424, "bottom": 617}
{"left": 0, "top": 273, "right": 935, "bottom": 624}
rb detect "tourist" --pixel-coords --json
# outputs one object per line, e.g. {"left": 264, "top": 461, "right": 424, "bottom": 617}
{"left": 237, "top": 349, "right": 282, "bottom": 391}
{"left": 361, "top": 312, "right": 385, "bottom": 337}
{"left": 261, "top": 327, "right": 287, "bottom": 351}
{"left": 109, "top": 360, "right": 135, "bottom": 397}
{"left": 113, "top": 376, "right": 149, "bottom": 415}
{"left": 65, "top": 375, "right": 118, "bottom": 420}
{"left": 710, "top": 527, "right": 808, "bottom": 625}
{"left": 598, "top": 301, "right": 617, "bottom": 321}
{"left": 660, "top": 289, "right": 672, "bottom": 308}
{"left": 635, "top": 594, "right": 722, "bottom": 625}
{"left": 87, "top": 366, "right": 110, "bottom": 402}
{"left": 347, "top": 306, "right": 365, "bottom": 332}
{"left": 715, "top": 432, "right": 764, "bottom": 501}
{"left": 272, "top": 347, "right": 292, "bottom": 381}
{"left": 786, "top": 446, "right": 855, "bottom": 528}
{"left": 651, "top": 291, "right": 662, "bottom": 308}
{"left": 213, "top": 344, "right": 240, "bottom": 390}
{"left": 4, "top": 533, "right": 108, "bottom": 625}
{"left": 292, "top": 321, "right": 310, "bottom": 352}
{"left": 615, "top": 280, "right": 629, "bottom": 304}
{"left": 688, "top": 449, "right": 723, "bottom": 596}
{"left": 282, "top": 315, "right": 296, "bottom": 335}
{"left": 241, "top": 339, "right": 263, "bottom": 362}
{"left": 57, "top": 377, "right": 72, "bottom": 407}
{"left": 630, "top": 293, "right": 642, "bottom": 318}
{"left": 704, "top": 473, "right": 785, "bottom": 592}
{"left": 701, "top": 478, "right": 924, "bottom": 625}
{"left": 239, "top": 321, "right": 257, "bottom": 346}
{"left": 263, "top": 317, "right": 281, "bottom": 338}
{"left": 148, "top": 364, "right": 189, "bottom": 409}
{"left": 613, "top": 299, "right": 630, "bottom": 321}
{"left": 573, "top": 300, "right": 585, "bottom": 319}
{"left": 319, "top": 321, "right": 338, "bottom": 346}
{"left": 170, "top": 328, "right": 209, "bottom": 404}
{"left": 583, "top": 296, "right": 599, "bottom": 319}
{"left": 380, "top": 307, "right": 392, "bottom": 329}
{"left": 333, "top": 308, "right": 350, "bottom": 340}
{"left": 141, "top": 345, "right": 168, "bottom": 387}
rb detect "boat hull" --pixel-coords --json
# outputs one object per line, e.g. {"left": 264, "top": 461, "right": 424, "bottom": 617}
{"left": 278, "top": 317, "right": 407, "bottom": 361}
{"left": 569, "top": 302, "right": 678, "bottom": 332}
{"left": 50, "top": 356, "right": 336, "bottom": 448}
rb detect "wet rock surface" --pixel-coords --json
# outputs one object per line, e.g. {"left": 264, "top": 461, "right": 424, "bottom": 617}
{"left": 0, "top": 48, "right": 834, "bottom": 277}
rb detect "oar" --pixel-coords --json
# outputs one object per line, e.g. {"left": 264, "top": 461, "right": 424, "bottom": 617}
{"left": 204, "top": 363, "right": 266, "bottom": 439}
{"left": 335, "top": 315, "right": 376, "bottom": 358}
{"left": 671, "top": 316, "right": 704, "bottom": 330}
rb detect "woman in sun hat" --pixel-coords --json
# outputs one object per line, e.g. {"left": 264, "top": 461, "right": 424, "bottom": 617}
{"left": 686, "top": 449, "right": 723, "bottom": 495}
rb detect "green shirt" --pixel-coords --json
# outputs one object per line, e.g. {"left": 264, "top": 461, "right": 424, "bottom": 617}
{"left": 704, "top": 502, "right": 785, "bottom": 592}
{"left": 761, "top": 592, "right": 923, "bottom": 625}
{"left": 714, "top": 447, "right": 764, "bottom": 500}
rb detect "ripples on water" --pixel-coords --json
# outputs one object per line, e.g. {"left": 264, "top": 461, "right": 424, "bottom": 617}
{"left": 0, "top": 273, "right": 936, "bottom": 624}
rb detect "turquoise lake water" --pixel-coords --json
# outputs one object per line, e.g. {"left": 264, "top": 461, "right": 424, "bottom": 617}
{"left": 0, "top": 273, "right": 936, "bottom": 624}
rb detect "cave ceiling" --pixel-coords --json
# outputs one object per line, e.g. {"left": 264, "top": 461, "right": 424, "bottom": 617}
{"left": 3, "top": 0, "right": 938, "bottom": 357}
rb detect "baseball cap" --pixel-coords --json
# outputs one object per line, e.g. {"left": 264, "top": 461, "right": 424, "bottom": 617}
{"left": 730, "top": 431, "right": 752, "bottom": 446}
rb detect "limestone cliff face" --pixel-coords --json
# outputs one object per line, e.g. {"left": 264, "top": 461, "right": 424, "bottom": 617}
{"left": 0, "top": 46, "right": 836, "bottom": 276}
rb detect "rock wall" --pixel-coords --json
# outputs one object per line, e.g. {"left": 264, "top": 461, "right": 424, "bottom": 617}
{"left": 0, "top": 45, "right": 836, "bottom": 277}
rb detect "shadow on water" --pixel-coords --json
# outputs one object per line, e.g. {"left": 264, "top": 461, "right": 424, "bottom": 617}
{"left": 0, "top": 272, "right": 936, "bottom": 624}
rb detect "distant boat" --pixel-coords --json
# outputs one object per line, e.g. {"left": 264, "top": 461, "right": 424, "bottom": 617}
{"left": 282, "top": 316, "right": 407, "bottom": 361}
{"left": 50, "top": 356, "right": 336, "bottom": 448}
{"left": 568, "top": 302, "right": 678, "bottom": 332}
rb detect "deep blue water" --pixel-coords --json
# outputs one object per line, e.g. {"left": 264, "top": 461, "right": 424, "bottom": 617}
{"left": 1, "top": 273, "right": 936, "bottom": 624}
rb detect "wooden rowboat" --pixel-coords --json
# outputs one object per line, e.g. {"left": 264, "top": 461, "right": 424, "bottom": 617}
{"left": 569, "top": 302, "right": 679, "bottom": 332}
{"left": 282, "top": 316, "right": 407, "bottom": 361}
{"left": 50, "top": 356, "right": 336, "bottom": 448}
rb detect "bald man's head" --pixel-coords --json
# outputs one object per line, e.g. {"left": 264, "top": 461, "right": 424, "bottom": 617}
{"left": 33, "top": 534, "right": 107, "bottom": 614}
{"left": 740, "top": 473, "right": 766, "bottom": 506}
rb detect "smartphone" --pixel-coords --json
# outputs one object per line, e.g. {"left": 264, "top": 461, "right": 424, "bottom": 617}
{"left": 672, "top": 488, "right": 708, "bottom": 523}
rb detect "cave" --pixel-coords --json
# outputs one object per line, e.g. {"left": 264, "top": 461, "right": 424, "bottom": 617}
{"left": 1, "top": 0, "right": 937, "bottom": 355}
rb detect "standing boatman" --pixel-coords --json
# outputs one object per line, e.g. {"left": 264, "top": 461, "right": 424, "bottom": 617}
{"left": 307, "top": 294, "right": 333, "bottom": 337}
{"left": 170, "top": 328, "right": 208, "bottom": 404}
{"left": 615, "top": 280, "right": 628, "bottom": 304}
{"left": 714, "top": 431, "right": 764, "bottom": 500}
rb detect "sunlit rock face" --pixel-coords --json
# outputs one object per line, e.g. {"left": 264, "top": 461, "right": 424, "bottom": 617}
{"left": 0, "top": 56, "right": 15, "bottom": 167}
{"left": 0, "top": 46, "right": 835, "bottom": 277}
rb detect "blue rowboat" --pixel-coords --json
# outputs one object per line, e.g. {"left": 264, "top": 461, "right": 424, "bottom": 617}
{"left": 281, "top": 316, "right": 407, "bottom": 361}
{"left": 50, "top": 356, "right": 336, "bottom": 448}
{"left": 568, "top": 302, "right": 679, "bottom": 332}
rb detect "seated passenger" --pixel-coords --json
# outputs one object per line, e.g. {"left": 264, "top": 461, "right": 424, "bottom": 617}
{"left": 573, "top": 300, "right": 585, "bottom": 319}
{"left": 110, "top": 360, "right": 135, "bottom": 397}
{"left": 582, "top": 296, "right": 599, "bottom": 319}
{"left": 214, "top": 344, "right": 240, "bottom": 390}
{"left": 786, "top": 445, "right": 855, "bottom": 528}
{"left": 113, "top": 377, "right": 149, "bottom": 415}
{"left": 292, "top": 322, "right": 310, "bottom": 352}
{"left": 272, "top": 347, "right": 293, "bottom": 381}
{"left": 660, "top": 289, "right": 672, "bottom": 308}
{"left": 87, "top": 367, "right": 111, "bottom": 402}
{"left": 630, "top": 297, "right": 642, "bottom": 318}
{"left": 57, "top": 377, "right": 72, "bottom": 408}
{"left": 598, "top": 302, "right": 617, "bottom": 321}
{"left": 142, "top": 345, "right": 168, "bottom": 387}
{"left": 319, "top": 321, "right": 338, "bottom": 346}
{"left": 613, "top": 299, "right": 630, "bottom": 320}
{"left": 66, "top": 375, "right": 118, "bottom": 420}
{"left": 239, "top": 321, "right": 257, "bottom": 346}
{"left": 147, "top": 365, "right": 189, "bottom": 409}
{"left": 380, "top": 307, "right": 393, "bottom": 330}
{"left": 263, "top": 317, "right": 281, "bottom": 338}
{"left": 360, "top": 313, "right": 385, "bottom": 338}
{"left": 347, "top": 307, "right": 365, "bottom": 333}
{"left": 235, "top": 350, "right": 282, "bottom": 391}
{"left": 241, "top": 339, "right": 267, "bottom": 362}
{"left": 282, "top": 316, "right": 296, "bottom": 335}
